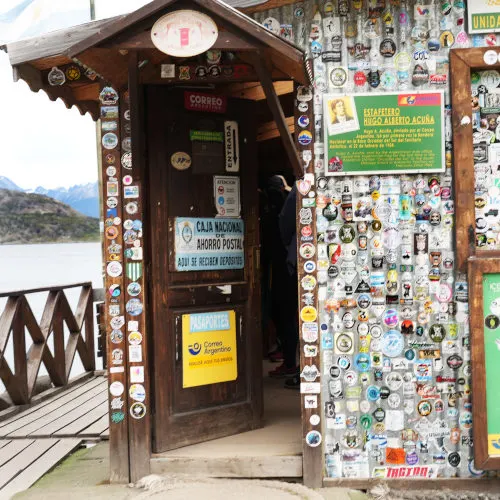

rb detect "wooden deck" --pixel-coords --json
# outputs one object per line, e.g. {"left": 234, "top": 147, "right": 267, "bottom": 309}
{"left": 0, "top": 375, "right": 108, "bottom": 498}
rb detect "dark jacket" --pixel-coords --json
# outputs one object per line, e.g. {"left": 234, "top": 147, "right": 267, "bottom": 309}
{"left": 279, "top": 184, "right": 297, "bottom": 275}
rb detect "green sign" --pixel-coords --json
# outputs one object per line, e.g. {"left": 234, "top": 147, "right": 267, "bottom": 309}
{"left": 468, "top": 1, "right": 500, "bottom": 34}
{"left": 324, "top": 92, "right": 444, "bottom": 176}
{"left": 482, "top": 273, "right": 500, "bottom": 456}
{"left": 190, "top": 130, "right": 223, "bottom": 142}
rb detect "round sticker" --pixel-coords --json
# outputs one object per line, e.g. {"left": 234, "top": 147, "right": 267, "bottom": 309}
{"left": 122, "top": 152, "right": 132, "bottom": 169}
{"left": 102, "top": 133, "right": 118, "bottom": 150}
{"left": 381, "top": 330, "right": 404, "bottom": 357}
{"left": 298, "top": 130, "right": 313, "bottom": 145}
{"left": 305, "top": 430, "right": 322, "bottom": 447}
{"left": 171, "top": 152, "right": 192, "bottom": 170}
{"left": 329, "top": 67, "right": 347, "bottom": 87}
{"left": 130, "top": 402, "right": 147, "bottom": 419}
{"left": 126, "top": 202, "right": 139, "bottom": 214}
{"left": 107, "top": 197, "right": 118, "bottom": 208}
{"left": 310, "top": 414, "right": 320, "bottom": 426}
{"left": 106, "top": 166, "right": 117, "bottom": 177}
{"left": 126, "top": 298, "right": 143, "bottom": 316}
{"left": 127, "top": 282, "right": 142, "bottom": 296}
{"left": 128, "top": 331, "right": 143, "bottom": 345}
{"left": 100, "top": 86, "right": 119, "bottom": 105}
{"left": 485, "top": 314, "right": 500, "bottom": 329}
{"left": 110, "top": 330, "right": 123, "bottom": 344}
{"left": 109, "top": 381, "right": 124, "bottom": 396}
{"left": 484, "top": 50, "right": 498, "bottom": 65}
{"left": 300, "top": 243, "right": 316, "bottom": 259}
{"left": 129, "top": 384, "right": 146, "bottom": 402}
{"left": 298, "top": 115, "right": 310, "bottom": 128}
{"left": 107, "top": 261, "right": 122, "bottom": 277}
{"left": 301, "top": 275, "right": 317, "bottom": 291}
{"left": 301, "top": 306, "right": 317, "bottom": 322}
{"left": 304, "top": 260, "right": 316, "bottom": 273}
{"left": 336, "top": 333, "right": 353, "bottom": 353}
{"left": 48, "top": 66, "right": 65, "bottom": 86}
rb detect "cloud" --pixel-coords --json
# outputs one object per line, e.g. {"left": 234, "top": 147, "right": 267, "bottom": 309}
{"left": 0, "top": 51, "right": 97, "bottom": 189}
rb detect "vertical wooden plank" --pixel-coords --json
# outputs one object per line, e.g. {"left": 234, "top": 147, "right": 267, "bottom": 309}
{"left": 450, "top": 51, "right": 475, "bottom": 272}
{"left": 126, "top": 50, "right": 151, "bottom": 482}
{"left": 294, "top": 82, "right": 322, "bottom": 488}
{"left": 100, "top": 81, "right": 130, "bottom": 483}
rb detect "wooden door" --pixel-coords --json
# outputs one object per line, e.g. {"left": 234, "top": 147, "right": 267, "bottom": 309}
{"left": 146, "top": 86, "right": 263, "bottom": 452}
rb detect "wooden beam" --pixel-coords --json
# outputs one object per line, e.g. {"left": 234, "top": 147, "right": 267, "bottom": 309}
{"left": 257, "top": 116, "right": 294, "bottom": 142}
{"left": 224, "top": 80, "right": 293, "bottom": 100}
{"left": 249, "top": 53, "right": 301, "bottom": 175}
{"left": 242, "top": 0, "right": 297, "bottom": 14}
{"left": 102, "top": 29, "right": 258, "bottom": 52}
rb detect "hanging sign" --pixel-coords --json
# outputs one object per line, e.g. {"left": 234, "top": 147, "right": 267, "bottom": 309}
{"left": 185, "top": 91, "right": 227, "bottom": 113}
{"left": 468, "top": 2, "right": 500, "bottom": 34}
{"left": 173, "top": 217, "right": 244, "bottom": 271}
{"left": 182, "top": 310, "right": 237, "bottom": 388}
{"left": 224, "top": 121, "right": 240, "bottom": 172}
{"left": 482, "top": 273, "right": 500, "bottom": 456}
{"left": 214, "top": 175, "right": 241, "bottom": 217}
{"left": 324, "top": 92, "right": 444, "bottom": 176}
{"left": 151, "top": 10, "right": 218, "bottom": 57}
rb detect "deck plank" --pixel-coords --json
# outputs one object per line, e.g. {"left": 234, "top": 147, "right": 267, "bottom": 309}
{"left": 0, "top": 439, "right": 81, "bottom": 498}
{"left": 80, "top": 414, "right": 109, "bottom": 438}
{"left": 0, "top": 376, "right": 104, "bottom": 428}
{"left": 1, "top": 383, "right": 107, "bottom": 438}
{"left": 0, "top": 439, "right": 57, "bottom": 489}
{"left": 0, "top": 439, "right": 35, "bottom": 467}
{"left": 0, "top": 440, "right": 11, "bottom": 450}
{"left": 52, "top": 401, "right": 108, "bottom": 437}
{"left": 20, "top": 391, "right": 108, "bottom": 438}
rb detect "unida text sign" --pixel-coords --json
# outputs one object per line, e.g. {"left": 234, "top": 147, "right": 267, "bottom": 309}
{"left": 174, "top": 217, "right": 244, "bottom": 271}
{"left": 324, "top": 92, "right": 445, "bottom": 176}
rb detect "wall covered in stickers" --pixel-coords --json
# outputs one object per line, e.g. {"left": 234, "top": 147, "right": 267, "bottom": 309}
{"left": 254, "top": 0, "right": 499, "bottom": 480}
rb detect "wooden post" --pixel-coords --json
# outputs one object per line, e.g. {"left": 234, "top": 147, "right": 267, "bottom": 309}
{"left": 293, "top": 82, "right": 323, "bottom": 488}
{"left": 100, "top": 83, "right": 131, "bottom": 483}
{"left": 126, "top": 50, "right": 151, "bottom": 482}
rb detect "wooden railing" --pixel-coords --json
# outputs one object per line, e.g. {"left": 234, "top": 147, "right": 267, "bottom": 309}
{"left": 0, "top": 282, "right": 95, "bottom": 405}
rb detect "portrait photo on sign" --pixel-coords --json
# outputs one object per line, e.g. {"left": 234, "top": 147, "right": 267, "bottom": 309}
{"left": 326, "top": 96, "right": 359, "bottom": 136}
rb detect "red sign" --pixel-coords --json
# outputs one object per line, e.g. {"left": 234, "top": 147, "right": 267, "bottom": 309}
{"left": 184, "top": 91, "right": 227, "bottom": 113}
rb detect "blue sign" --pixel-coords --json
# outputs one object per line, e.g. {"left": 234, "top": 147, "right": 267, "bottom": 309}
{"left": 174, "top": 217, "right": 245, "bottom": 271}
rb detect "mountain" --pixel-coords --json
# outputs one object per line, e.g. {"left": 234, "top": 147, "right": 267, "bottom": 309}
{"left": 0, "top": 189, "right": 99, "bottom": 244}
{"left": 0, "top": 176, "right": 23, "bottom": 191}
{"left": 30, "top": 182, "right": 99, "bottom": 218}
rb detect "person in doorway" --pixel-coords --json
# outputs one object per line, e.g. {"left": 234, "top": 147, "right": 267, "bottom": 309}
{"left": 268, "top": 183, "right": 299, "bottom": 388}
{"left": 264, "top": 175, "right": 291, "bottom": 363}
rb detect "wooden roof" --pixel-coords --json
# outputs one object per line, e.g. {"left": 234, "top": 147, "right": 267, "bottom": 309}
{"left": 1, "top": 0, "right": 305, "bottom": 121}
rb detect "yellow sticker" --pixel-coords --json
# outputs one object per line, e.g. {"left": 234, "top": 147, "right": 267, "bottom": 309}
{"left": 301, "top": 306, "right": 318, "bottom": 322}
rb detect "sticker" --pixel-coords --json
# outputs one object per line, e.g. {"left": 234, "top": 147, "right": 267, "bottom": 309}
{"left": 130, "top": 366, "right": 145, "bottom": 383}
{"left": 107, "top": 261, "right": 122, "bottom": 277}
{"left": 305, "top": 430, "right": 322, "bottom": 447}
{"left": 48, "top": 66, "right": 65, "bottom": 86}
{"left": 129, "top": 384, "right": 146, "bottom": 402}
{"left": 298, "top": 130, "right": 313, "bottom": 145}
{"left": 102, "top": 133, "right": 118, "bottom": 150}
{"left": 109, "top": 381, "right": 124, "bottom": 396}
{"left": 171, "top": 152, "right": 192, "bottom": 170}
{"left": 100, "top": 87, "right": 119, "bottom": 105}
{"left": 301, "top": 306, "right": 318, "bottom": 322}
{"left": 310, "top": 414, "right": 320, "bottom": 426}
{"left": 110, "top": 330, "right": 123, "bottom": 344}
{"left": 111, "top": 411, "right": 125, "bottom": 423}
{"left": 129, "top": 345, "right": 143, "bottom": 363}
{"left": 122, "top": 152, "right": 132, "bottom": 169}
{"left": 124, "top": 186, "right": 140, "bottom": 198}
{"left": 128, "top": 331, "right": 143, "bottom": 345}
{"left": 381, "top": 330, "right": 404, "bottom": 357}
{"left": 484, "top": 50, "right": 498, "bottom": 65}
{"left": 130, "top": 402, "right": 147, "bottom": 419}
{"left": 126, "top": 298, "right": 143, "bottom": 316}
{"left": 300, "top": 243, "right": 316, "bottom": 259}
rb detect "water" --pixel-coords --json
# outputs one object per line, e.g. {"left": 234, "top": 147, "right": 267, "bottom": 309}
{"left": 0, "top": 242, "right": 104, "bottom": 397}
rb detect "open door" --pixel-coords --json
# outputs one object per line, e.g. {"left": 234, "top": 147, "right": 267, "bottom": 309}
{"left": 146, "top": 86, "right": 263, "bottom": 452}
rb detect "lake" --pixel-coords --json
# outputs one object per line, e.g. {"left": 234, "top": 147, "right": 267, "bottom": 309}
{"left": 0, "top": 242, "right": 104, "bottom": 397}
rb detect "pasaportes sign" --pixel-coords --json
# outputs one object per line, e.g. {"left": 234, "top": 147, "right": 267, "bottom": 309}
{"left": 173, "top": 217, "right": 244, "bottom": 271}
{"left": 182, "top": 310, "right": 237, "bottom": 388}
{"left": 468, "top": 1, "right": 500, "bottom": 34}
{"left": 324, "top": 92, "right": 445, "bottom": 176}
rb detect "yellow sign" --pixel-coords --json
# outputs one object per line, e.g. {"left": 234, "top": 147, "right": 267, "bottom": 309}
{"left": 182, "top": 310, "right": 237, "bottom": 388}
{"left": 488, "top": 434, "right": 500, "bottom": 456}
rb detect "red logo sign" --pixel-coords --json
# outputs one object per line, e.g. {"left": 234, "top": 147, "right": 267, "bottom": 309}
{"left": 184, "top": 91, "right": 227, "bottom": 113}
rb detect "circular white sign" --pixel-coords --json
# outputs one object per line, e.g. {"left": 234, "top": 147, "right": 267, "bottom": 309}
{"left": 151, "top": 10, "right": 218, "bottom": 57}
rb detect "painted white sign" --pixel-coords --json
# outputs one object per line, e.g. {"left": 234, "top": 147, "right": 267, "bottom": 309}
{"left": 224, "top": 121, "right": 240, "bottom": 172}
{"left": 214, "top": 176, "right": 240, "bottom": 218}
{"left": 468, "top": 1, "right": 500, "bottom": 34}
{"left": 151, "top": 10, "right": 218, "bottom": 57}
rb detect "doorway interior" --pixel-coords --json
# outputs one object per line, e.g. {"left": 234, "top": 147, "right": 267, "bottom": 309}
{"left": 148, "top": 83, "right": 303, "bottom": 478}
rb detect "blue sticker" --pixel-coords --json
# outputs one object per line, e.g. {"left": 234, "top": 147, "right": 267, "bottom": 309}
{"left": 367, "top": 385, "right": 380, "bottom": 401}
{"left": 355, "top": 353, "right": 371, "bottom": 372}
{"left": 298, "top": 130, "right": 313, "bottom": 145}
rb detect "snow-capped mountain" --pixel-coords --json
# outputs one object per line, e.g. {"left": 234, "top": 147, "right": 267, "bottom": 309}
{"left": 0, "top": 176, "right": 23, "bottom": 191}
{"left": 1, "top": 177, "right": 99, "bottom": 218}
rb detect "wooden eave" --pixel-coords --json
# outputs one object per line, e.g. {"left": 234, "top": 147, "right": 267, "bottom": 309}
{"left": 2, "top": 0, "right": 305, "bottom": 127}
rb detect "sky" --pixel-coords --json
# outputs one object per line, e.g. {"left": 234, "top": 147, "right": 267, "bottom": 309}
{"left": 0, "top": 0, "right": 151, "bottom": 190}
